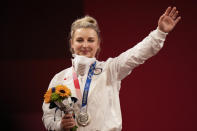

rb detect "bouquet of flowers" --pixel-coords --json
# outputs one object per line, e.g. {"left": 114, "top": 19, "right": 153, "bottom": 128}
{"left": 44, "top": 84, "right": 78, "bottom": 131}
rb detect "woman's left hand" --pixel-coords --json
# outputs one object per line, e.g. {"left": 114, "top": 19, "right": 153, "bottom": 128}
{"left": 158, "top": 6, "right": 181, "bottom": 33}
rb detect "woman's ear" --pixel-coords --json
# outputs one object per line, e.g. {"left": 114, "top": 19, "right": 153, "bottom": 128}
{"left": 69, "top": 39, "right": 74, "bottom": 54}
{"left": 98, "top": 40, "right": 101, "bottom": 50}
{"left": 95, "top": 41, "right": 101, "bottom": 58}
{"left": 69, "top": 39, "right": 73, "bottom": 47}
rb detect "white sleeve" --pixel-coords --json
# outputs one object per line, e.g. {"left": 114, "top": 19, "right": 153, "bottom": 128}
{"left": 42, "top": 75, "right": 64, "bottom": 131}
{"left": 107, "top": 28, "right": 168, "bottom": 81}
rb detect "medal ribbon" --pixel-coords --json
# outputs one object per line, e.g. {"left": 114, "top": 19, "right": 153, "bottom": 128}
{"left": 81, "top": 61, "right": 96, "bottom": 107}
{"left": 72, "top": 62, "right": 96, "bottom": 108}
{"left": 72, "top": 68, "right": 82, "bottom": 101}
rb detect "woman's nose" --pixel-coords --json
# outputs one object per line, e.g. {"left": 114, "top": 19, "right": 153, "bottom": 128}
{"left": 82, "top": 41, "right": 88, "bottom": 47}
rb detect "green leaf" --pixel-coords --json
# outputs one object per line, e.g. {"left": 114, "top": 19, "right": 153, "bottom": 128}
{"left": 51, "top": 93, "right": 60, "bottom": 102}
{"left": 57, "top": 98, "right": 62, "bottom": 102}
{"left": 71, "top": 126, "right": 78, "bottom": 131}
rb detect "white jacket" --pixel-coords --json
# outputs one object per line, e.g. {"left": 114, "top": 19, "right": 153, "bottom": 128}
{"left": 42, "top": 28, "right": 167, "bottom": 131}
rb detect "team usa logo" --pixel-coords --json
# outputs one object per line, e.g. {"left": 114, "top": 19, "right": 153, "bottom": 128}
{"left": 94, "top": 68, "right": 102, "bottom": 75}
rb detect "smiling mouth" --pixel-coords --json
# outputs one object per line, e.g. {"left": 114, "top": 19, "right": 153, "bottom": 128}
{"left": 81, "top": 51, "right": 88, "bottom": 55}
{"left": 81, "top": 51, "right": 88, "bottom": 54}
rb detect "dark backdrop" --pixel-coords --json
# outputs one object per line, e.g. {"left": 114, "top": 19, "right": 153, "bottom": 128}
{"left": 2, "top": 0, "right": 197, "bottom": 130}
{"left": 2, "top": 0, "right": 84, "bottom": 130}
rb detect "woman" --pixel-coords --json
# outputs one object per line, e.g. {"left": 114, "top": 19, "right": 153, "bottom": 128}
{"left": 42, "top": 7, "right": 181, "bottom": 131}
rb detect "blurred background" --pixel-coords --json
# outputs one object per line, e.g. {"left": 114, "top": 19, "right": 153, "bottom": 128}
{"left": 2, "top": 0, "right": 197, "bottom": 130}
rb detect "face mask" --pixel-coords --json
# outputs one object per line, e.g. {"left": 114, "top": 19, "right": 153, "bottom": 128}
{"left": 72, "top": 54, "right": 96, "bottom": 76}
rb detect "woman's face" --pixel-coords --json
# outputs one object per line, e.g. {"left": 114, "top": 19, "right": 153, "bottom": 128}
{"left": 71, "top": 28, "right": 100, "bottom": 58}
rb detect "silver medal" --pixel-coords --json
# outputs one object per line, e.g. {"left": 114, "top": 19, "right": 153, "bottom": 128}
{"left": 77, "top": 112, "right": 90, "bottom": 126}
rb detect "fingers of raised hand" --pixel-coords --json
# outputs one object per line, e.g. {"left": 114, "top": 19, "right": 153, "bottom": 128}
{"left": 175, "top": 16, "right": 181, "bottom": 25}
{"left": 169, "top": 7, "right": 181, "bottom": 25}
{"left": 164, "top": 6, "right": 181, "bottom": 24}
{"left": 172, "top": 11, "right": 178, "bottom": 19}
{"left": 169, "top": 7, "right": 177, "bottom": 17}
{"left": 164, "top": 7, "right": 171, "bottom": 16}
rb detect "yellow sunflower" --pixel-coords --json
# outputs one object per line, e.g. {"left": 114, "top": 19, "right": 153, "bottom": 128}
{"left": 55, "top": 85, "right": 71, "bottom": 97}
{"left": 44, "top": 88, "right": 52, "bottom": 103}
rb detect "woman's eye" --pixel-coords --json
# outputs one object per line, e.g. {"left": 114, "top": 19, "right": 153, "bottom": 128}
{"left": 76, "top": 39, "right": 83, "bottom": 42}
{"left": 88, "top": 39, "right": 94, "bottom": 42}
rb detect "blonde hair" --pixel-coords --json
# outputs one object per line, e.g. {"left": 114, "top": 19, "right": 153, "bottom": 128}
{"left": 69, "top": 16, "right": 101, "bottom": 58}
{"left": 70, "top": 16, "right": 101, "bottom": 40}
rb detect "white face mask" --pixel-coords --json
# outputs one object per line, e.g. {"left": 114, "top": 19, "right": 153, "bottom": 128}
{"left": 72, "top": 54, "right": 96, "bottom": 76}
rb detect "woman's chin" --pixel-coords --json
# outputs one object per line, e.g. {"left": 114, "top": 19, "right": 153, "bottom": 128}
{"left": 79, "top": 53, "right": 94, "bottom": 58}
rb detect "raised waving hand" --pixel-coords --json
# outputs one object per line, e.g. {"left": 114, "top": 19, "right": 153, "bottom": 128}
{"left": 158, "top": 7, "right": 181, "bottom": 33}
